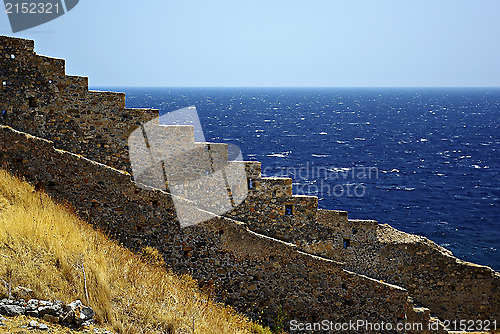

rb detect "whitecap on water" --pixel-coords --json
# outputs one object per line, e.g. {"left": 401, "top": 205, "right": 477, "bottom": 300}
{"left": 266, "top": 151, "right": 291, "bottom": 158}
{"left": 327, "top": 167, "right": 351, "bottom": 173}
{"left": 396, "top": 186, "right": 415, "bottom": 191}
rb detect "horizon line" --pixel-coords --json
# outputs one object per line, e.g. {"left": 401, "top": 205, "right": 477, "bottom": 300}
{"left": 89, "top": 86, "right": 500, "bottom": 89}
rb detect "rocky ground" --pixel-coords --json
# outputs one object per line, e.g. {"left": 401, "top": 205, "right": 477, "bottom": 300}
{"left": 0, "top": 297, "right": 114, "bottom": 334}
{"left": 0, "top": 315, "right": 114, "bottom": 333}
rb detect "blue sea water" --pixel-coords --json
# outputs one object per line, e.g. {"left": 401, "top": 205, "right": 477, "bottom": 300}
{"left": 102, "top": 87, "right": 500, "bottom": 271}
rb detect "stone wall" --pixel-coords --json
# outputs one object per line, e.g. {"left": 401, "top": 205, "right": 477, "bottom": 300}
{"left": 0, "top": 124, "right": 414, "bottom": 330}
{"left": 1, "top": 35, "right": 499, "bottom": 330}
{"left": 0, "top": 35, "right": 321, "bottom": 236}
{"left": 0, "top": 36, "right": 157, "bottom": 173}
{"left": 302, "top": 213, "right": 500, "bottom": 323}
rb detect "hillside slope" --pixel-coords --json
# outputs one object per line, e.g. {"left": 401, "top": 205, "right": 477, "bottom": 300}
{"left": 0, "top": 169, "right": 268, "bottom": 334}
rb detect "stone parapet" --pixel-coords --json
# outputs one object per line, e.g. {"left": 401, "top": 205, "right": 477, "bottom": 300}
{"left": 1, "top": 35, "right": 497, "bottom": 329}
{"left": 0, "top": 124, "right": 415, "bottom": 331}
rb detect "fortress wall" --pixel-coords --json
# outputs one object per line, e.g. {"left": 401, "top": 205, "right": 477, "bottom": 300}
{"left": 243, "top": 161, "right": 262, "bottom": 179}
{"left": 196, "top": 218, "right": 411, "bottom": 328}
{"left": 372, "top": 224, "right": 500, "bottom": 322}
{"left": 1, "top": 36, "right": 245, "bottom": 179}
{"left": 165, "top": 143, "right": 213, "bottom": 180}
{"left": 0, "top": 34, "right": 34, "bottom": 53}
{"left": 0, "top": 125, "right": 178, "bottom": 237}
{"left": 87, "top": 91, "right": 126, "bottom": 109}
{"left": 249, "top": 177, "right": 293, "bottom": 198}
{"left": 227, "top": 192, "right": 319, "bottom": 242}
{"left": 300, "top": 218, "right": 500, "bottom": 322}
{"left": 206, "top": 142, "right": 229, "bottom": 170}
{"left": 316, "top": 208, "right": 349, "bottom": 227}
{"left": 65, "top": 75, "right": 89, "bottom": 90}
{"left": 0, "top": 124, "right": 412, "bottom": 329}
{"left": 0, "top": 36, "right": 158, "bottom": 173}
{"left": 2, "top": 35, "right": 498, "bottom": 328}
{"left": 35, "top": 55, "right": 65, "bottom": 76}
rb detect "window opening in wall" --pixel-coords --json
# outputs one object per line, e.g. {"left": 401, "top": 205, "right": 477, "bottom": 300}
{"left": 247, "top": 178, "right": 253, "bottom": 190}
{"left": 285, "top": 204, "right": 293, "bottom": 216}
{"left": 28, "top": 97, "right": 37, "bottom": 107}
{"left": 2, "top": 81, "right": 6, "bottom": 86}
{"left": 10, "top": 54, "right": 15, "bottom": 59}
{"left": 343, "top": 238, "right": 350, "bottom": 248}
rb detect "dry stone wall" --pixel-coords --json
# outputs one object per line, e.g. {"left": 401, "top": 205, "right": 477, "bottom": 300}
{"left": 1, "top": 35, "right": 498, "bottom": 330}
{"left": 302, "top": 213, "right": 500, "bottom": 323}
{"left": 0, "top": 124, "right": 412, "bottom": 330}
{"left": 0, "top": 36, "right": 157, "bottom": 173}
{"left": 0, "top": 34, "right": 323, "bottom": 234}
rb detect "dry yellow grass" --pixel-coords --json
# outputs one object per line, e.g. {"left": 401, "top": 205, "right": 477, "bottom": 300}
{"left": 0, "top": 169, "right": 270, "bottom": 334}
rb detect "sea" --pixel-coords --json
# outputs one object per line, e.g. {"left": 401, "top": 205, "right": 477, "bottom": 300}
{"left": 99, "top": 87, "right": 500, "bottom": 271}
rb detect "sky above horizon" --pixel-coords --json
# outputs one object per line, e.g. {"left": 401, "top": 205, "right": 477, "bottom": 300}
{"left": 1, "top": 0, "right": 499, "bottom": 87}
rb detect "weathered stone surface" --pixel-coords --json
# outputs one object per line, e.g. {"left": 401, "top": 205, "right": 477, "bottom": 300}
{"left": 0, "top": 124, "right": 409, "bottom": 328}
{"left": 0, "top": 304, "right": 25, "bottom": 316}
{"left": 302, "top": 215, "right": 500, "bottom": 322}
{"left": 38, "top": 301, "right": 63, "bottom": 317}
{"left": 42, "top": 313, "right": 59, "bottom": 323}
{"left": 0, "top": 297, "right": 95, "bottom": 330}
{"left": 0, "top": 36, "right": 156, "bottom": 174}
{"left": 74, "top": 306, "right": 95, "bottom": 325}
{"left": 1, "top": 35, "right": 499, "bottom": 331}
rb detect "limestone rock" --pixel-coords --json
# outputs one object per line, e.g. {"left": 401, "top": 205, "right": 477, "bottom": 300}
{"left": 0, "top": 304, "right": 25, "bottom": 316}
{"left": 43, "top": 313, "right": 59, "bottom": 323}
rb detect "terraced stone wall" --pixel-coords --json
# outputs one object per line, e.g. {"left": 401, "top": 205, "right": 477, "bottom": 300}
{"left": 0, "top": 36, "right": 157, "bottom": 173}
{"left": 302, "top": 213, "right": 500, "bottom": 323}
{"left": 0, "top": 124, "right": 412, "bottom": 329}
{"left": 2, "top": 35, "right": 497, "bottom": 330}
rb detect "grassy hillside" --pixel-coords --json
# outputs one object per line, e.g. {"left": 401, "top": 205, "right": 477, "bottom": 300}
{"left": 0, "top": 169, "right": 270, "bottom": 334}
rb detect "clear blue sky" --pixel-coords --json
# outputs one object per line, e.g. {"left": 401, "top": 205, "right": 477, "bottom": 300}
{"left": 1, "top": 0, "right": 499, "bottom": 87}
